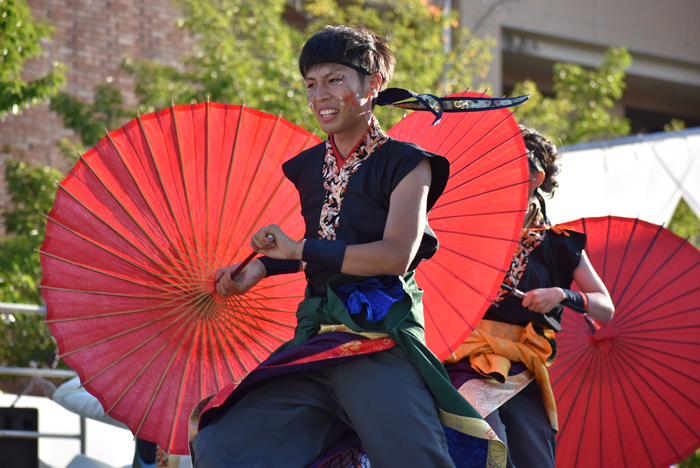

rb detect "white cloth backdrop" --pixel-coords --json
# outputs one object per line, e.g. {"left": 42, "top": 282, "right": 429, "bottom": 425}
{"left": 545, "top": 127, "right": 700, "bottom": 226}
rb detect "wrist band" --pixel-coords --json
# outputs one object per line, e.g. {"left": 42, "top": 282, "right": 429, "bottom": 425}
{"left": 302, "top": 238, "right": 346, "bottom": 271}
{"left": 561, "top": 289, "right": 589, "bottom": 314}
{"left": 258, "top": 257, "right": 302, "bottom": 277}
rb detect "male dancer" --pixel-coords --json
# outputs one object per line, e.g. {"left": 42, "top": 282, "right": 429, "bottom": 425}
{"left": 190, "top": 25, "right": 504, "bottom": 468}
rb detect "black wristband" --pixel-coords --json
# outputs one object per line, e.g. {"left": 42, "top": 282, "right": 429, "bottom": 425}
{"left": 561, "top": 289, "right": 589, "bottom": 314}
{"left": 258, "top": 257, "right": 301, "bottom": 278}
{"left": 301, "top": 238, "right": 346, "bottom": 271}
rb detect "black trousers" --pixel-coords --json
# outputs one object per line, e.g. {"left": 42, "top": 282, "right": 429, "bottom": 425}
{"left": 191, "top": 346, "right": 455, "bottom": 468}
{"left": 484, "top": 381, "right": 556, "bottom": 468}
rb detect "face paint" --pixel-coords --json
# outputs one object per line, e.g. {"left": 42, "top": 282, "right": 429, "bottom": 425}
{"left": 309, "top": 103, "right": 315, "bottom": 113}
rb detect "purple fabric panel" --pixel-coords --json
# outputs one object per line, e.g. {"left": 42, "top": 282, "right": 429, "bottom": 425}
{"left": 199, "top": 332, "right": 381, "bottom": 429}
{"left": 445, "top": 359, "right": 528, "bottom": 390}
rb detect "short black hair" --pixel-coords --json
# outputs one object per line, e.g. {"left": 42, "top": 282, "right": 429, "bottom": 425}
{"left": 299, "top": 25, "right": 395, "bottom": 91}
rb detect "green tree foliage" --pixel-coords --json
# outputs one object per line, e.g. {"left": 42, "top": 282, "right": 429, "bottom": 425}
{"left": 0, "top": 0, "right": 66, "bottom": 117}
{"left": 122, "top": 0, "right": 494, "bottom": 132}
{"left": 0, "top": 153, "right": 64, "bottom": 367}
{"left": 50, "top": 83, "right": 132, "bottom": 163}
{"left": 668, "top": 198, "right": 700, "bottom": 249}
{"left": 511, "top": 47, "right": 632, "bottom": 145}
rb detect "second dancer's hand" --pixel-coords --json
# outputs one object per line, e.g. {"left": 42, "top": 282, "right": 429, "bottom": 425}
{"left": 521, "top": 287, "right": 566, "bottom": 314}
{"left": 251, "top": 224, "right": 304, "bottom": 260}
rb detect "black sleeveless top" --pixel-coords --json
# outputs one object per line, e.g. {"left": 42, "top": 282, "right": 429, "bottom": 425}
{"left": 482, "top": 230, "right": 586, "bottom": 332}
{"left": 282, "top": 138, "right": 449, "bottom": 297}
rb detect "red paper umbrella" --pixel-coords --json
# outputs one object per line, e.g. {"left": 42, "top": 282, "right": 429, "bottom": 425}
{"left": 386, "top": 91, "right": 529, "bottom": 360}
{"left": 40, "top": 103, "right": 321, "bottom": 454}
{"left": 550, "top": 216, "right": 700, "bottom": 468}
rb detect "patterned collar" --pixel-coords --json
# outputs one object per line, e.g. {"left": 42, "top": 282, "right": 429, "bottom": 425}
{"left": 318, "top": 116, "right": 389, "bottom": 240}
{"left": 493, "top": 206, "right": 547, "bottom": 305}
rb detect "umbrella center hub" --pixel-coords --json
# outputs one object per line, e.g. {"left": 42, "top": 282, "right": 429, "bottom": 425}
{"left": 588, "top": 325, "right": 619, "bottom": 353}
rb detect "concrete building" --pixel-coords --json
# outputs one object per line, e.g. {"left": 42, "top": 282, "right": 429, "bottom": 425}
{"left": 455, "top": 0, "right": 700, "bottom": 133}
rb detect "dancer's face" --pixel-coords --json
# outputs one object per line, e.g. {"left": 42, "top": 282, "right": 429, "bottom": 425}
{"left": 304, "top": 63, "right": 381, "bottom": 137}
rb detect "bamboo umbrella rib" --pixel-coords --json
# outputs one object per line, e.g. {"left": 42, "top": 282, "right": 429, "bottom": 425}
{"left": 45, "top": 300, "right": 177, "bottom": 323}
{"left": 203, "top": 321, "right": 222, "bottom": 393}
{"left": 608, "top": 348, "right": 678, "bottom": 464}
{"left": 445, "top": 149, "right": 526, "bottom": 197}
{"left": 602, "top": 360, "right": 630, "bottom": 468}
{"left": 38, "top": 250, "right": 177, "bottom": 293}
{"left": 170, "top": 102, "right": 200, "bottom": 260}
{"left": 214, "top": 104, "right": 247, "bottom": 260}
{"left": 217, "top": 304, "right": 276, "bottom": 354}
{"left": 223, "top": 113, "right": 283, "bottom": 258}
{"left": 418, "top": 267, "right": 477, "bottom": 356}
{"left": 615, "top": 344, "right": 700, "bottom": 417}
{"left": 220, "top": 303, "right": 295, "bottom": 328}
{"left": 421, "top": 100, "right": 474, "bottom": 153}
{"left": 229, "top": 292, "right": 299, "bottom": 316}
{"left": 551, "top": 345, "right": 598, "bottom": 443}
{"left": 105, "top": 312, "right": 198, "bottom": 417}
{"left": 40, "top": 284, "right": 192, "bottom": 300}
{"left": 211, "top": 308, "right": 266, "bottom": 363}
{"left": 430, "top": 209, "right": 525, "bottom": 222}
{"left": 205, "top": 100, "right": 210, "bottom": 261}
{"left": 221, "top": 176, "right": 288, "bottom": 261}
{"left": 59, "top": 293, "right": 210, "bottom": 359}
{"left": 613, "top": 239, "right": 691, "bottom": 320}
{"left": 609, "top": 219, "right": 641, "bottom": 300}
{"left": 445, "top": 111, "right": 514, "bottom": 170}
{"left": 612, "top": 222, "right": 665, "bottom": 310}
{"left": 44, "top": 214, "right": 187, "bottom": 288}
{"left": 78, "top": 304, "right": 197, "bottom": 388}
{"left": 199, "top": 321, "right": 208, "bottom": 400}
{"left": 616, "top": 285, "right": 700, "bottom": 333}
{"left": 550, "top": 343, "right": 597, "bottom": 387}
{"left": 77, "top": 154, "right": 192, "bottom": 277}
{"left": 434, "top": 180, "right": 530, "bottom": 212}
{"left": 210, "top": 317, "right": 251, "bottom": 374}
{"left": 135, "top": 112, "right": 197, "bottom": 276}
{"left": 167, "top": 327, "right": 198, "bottom": 453}
{"left": 570, "top": 350, "right": 602, "bottom": 465}
{"left": 436, "top": 244, "right": 509, "bottom": 273}
{"left": 424, "top": 93, "right": 486, "bottom": 157}
{"left": 617, "top": 338, "right": 700, "bottom": 372}
{"left": 423, "top": 301, "right": 455, "bottom": 360}
{"left": 620, "top": 319, "right": 700, "bottom": 336}
{"left": 614, "top": 261, "right": 700, "bottom": 330}
{"left": 432, "top": 228, "right": 520, "bottom": 245}
{"left": 56, "top": 180, "right": 187, "bottom": 279}
{"left": 218, "top": 303, "right": 288, "bottom": 344}
{"left": 104, "top": 131, "right": 196, "bottom": 280}
{"left": 431, "top": 91, "right": 487, "bottom": 156}
{"left": 446, "top": 132, "right": 523, "bottom": 192}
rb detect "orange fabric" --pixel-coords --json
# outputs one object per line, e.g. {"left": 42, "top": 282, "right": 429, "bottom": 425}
{"left": 444, "top": 320, "right": 559, "bottom": 430}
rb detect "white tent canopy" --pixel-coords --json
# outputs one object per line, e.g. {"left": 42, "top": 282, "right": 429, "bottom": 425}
{"left": 545, "top": 127, "right": 700, "bottom": 226}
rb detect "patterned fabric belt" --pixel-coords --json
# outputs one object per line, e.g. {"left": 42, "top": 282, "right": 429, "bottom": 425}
{"left": 318, "top": 324, "right": 390, "bottom": 340}
{"left": 444, "top": 319, "right": 559, "bottom": 431}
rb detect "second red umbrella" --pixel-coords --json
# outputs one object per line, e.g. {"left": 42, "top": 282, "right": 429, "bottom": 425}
{"left": 551, "top": 216, "right": 700, "bottom": 468}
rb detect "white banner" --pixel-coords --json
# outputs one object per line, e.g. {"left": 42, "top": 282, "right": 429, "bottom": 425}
{"left": 545, "top": 128, "right": 700, "bottom": 225}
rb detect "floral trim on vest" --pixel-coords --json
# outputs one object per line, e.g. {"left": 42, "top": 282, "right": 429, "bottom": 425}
{"left": 318, "top": 116, "right": 388, "bottom": 240}
{"left": 493, "top": 207, "right": 547, "bottom": 304}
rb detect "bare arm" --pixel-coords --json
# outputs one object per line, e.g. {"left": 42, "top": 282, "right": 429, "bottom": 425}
{"left": 251, "top": 159, "right": 432, "bottom": 276}
{"left": 522, "top": 251, "right": 615, "bottom": 321}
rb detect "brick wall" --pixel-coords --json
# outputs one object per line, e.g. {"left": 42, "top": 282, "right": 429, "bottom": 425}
{"left": 0, "top": 0, "right": 193, "bottom": 227}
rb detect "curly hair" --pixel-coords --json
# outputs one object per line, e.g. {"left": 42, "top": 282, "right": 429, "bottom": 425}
{"left": 520, "top": 125, "right": 560, "bottom": 196}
